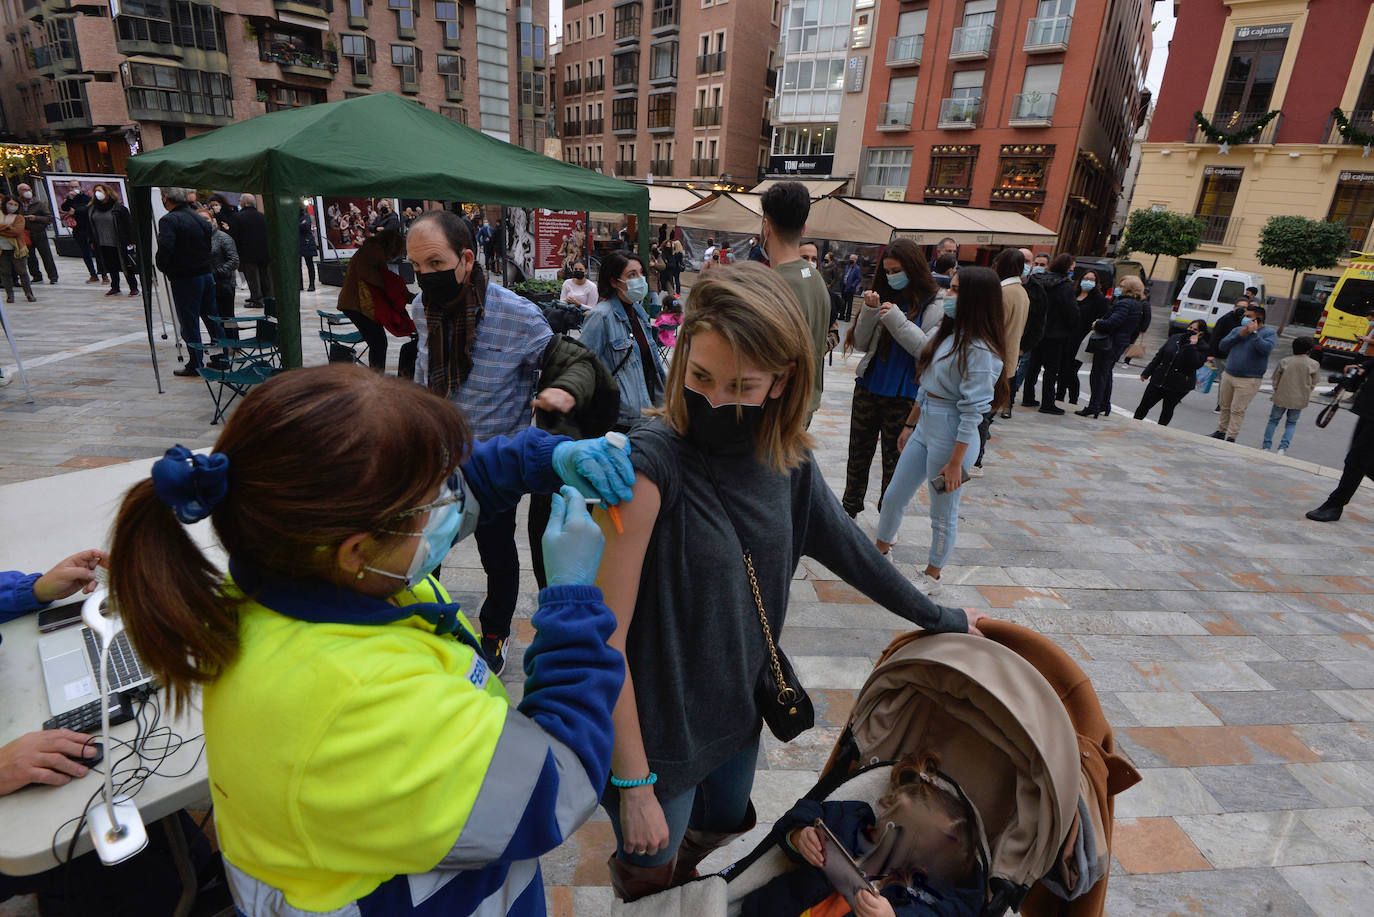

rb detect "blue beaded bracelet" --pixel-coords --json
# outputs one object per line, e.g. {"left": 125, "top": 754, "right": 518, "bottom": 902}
{"left": 610, "top": 772, "right": 658, "bottom": 788}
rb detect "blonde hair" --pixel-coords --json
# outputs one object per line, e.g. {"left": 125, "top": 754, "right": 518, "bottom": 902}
{"left": 1119, "top": 275, "right": 1145, "bottom": 297}
{"left": 656, "top": 262, "right": 815, "bottom": 472}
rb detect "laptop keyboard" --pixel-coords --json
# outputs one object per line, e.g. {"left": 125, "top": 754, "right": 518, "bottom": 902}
{"left": 82, "top": 628, "right": 150, "bottom": 691}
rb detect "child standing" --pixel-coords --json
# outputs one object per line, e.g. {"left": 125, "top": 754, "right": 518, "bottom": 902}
{"left": 1264, "top": 335, "right": 1320, "bottom": 455}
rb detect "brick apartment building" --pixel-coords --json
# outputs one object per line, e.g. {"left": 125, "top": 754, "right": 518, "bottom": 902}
{"left": 0, "top": 0, "right": 550, "bottom": 170}
{"left": 857, "top": 0, "right": 1154, "bottom": 253}
{"left": 1128, "top": 0, "right": 1374, "bottom": 312}
{"left": 553, "top": 0, "right": 780, "bottom": 184}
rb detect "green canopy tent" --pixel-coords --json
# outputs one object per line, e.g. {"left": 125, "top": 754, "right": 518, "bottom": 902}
{"left": 125, "top": 92, "right": 651, "bottom": 381}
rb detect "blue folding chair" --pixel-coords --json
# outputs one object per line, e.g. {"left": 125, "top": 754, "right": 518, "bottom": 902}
{"left": 190, "top": 317, "right": 282, "bottom": 424}
{"left": 317, "top": 310, "right": 368, "bottom": 365}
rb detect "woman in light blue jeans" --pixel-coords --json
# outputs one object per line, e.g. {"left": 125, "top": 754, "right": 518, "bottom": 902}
{"left": 876, "top": 266, "right": 1009, "bottom": 595}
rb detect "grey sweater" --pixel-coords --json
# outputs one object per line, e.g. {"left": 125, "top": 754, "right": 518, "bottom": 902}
{"left": 626, "top": 419, "right": 968, "bottom": 799}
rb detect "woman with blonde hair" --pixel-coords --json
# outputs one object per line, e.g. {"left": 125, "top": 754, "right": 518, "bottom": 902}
{"left": 592, "top": 262, "right": 987, "bottom": 902}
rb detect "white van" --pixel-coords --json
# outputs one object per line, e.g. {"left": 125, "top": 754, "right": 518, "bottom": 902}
{"left": 1169, "top": 268, "right": 1266, "bottom": 330}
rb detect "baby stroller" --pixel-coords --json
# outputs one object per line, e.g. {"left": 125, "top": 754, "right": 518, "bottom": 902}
{"left": 651, "top": 296, "right": 683, "bottom": 362}
{"left": 612, "top": 620, "right": 1140, "bottom": 917}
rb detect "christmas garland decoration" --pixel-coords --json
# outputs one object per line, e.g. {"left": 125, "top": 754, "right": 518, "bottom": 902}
{"left": 1331, "top": 107, "right": 1374, "bottom": 147}
{"left": 1192, "top": 110, "right": 1279, "bottom": 145}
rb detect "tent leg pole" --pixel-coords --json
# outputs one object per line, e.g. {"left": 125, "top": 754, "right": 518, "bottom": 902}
{"left": 0, "top": 300, "right": 34, "bottom": 404}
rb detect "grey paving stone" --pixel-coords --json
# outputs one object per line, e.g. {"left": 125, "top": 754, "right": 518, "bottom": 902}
{"left": 1114, "top": 767, "right": 1223, "bottom": 818}
{"left": 1290, "top": 723, "right": 1374, "bottom": 762}
{"left": 1285, "top": 762, "right": 1374, "bottom": 808}
{"left": 1105, "top": 867, "right": 1317, "bottom": 917}
{"left": 1196, "top": 690, "right": 1346, "bottom": 726}
{"left": 1313, "top": 690, "right": 1374, "bottom": 723}
{"left": 1174, "top": 811, "right": 1336, "bottom": 869}
{"left": 1320, "top": 660, "right": 1374, "bottom": 690}
{"left": 1193, "top": 765, "right": 1324, "bottom": 813}
{"left": 1248, "top": 661, "right": 1359, "bottom": 690}
{"left": 1116, "top": 692, "right": 1223, "bottom": 727}
{"left": 1278, "top": 861, "right": 1374, "bottom": 916}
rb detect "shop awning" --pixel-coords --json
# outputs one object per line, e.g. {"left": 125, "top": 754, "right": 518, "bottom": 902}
{"left": 646, "top": 184, "right": 706, "bottom": 219}
{"left": 806, "top": 197, "right": 1057, "bottom": 246}
{"left": 676, "top": 191, "right": 766, "bottom": 234}
{"left": 750, "top": 178, "right": 848, "bottom": 198}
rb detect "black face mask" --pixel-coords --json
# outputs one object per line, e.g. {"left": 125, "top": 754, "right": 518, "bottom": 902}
{"left": 572, "top": 270, "right": 585, "bottom": 280}
{"left": 416, "top": 266, "right": 465, "bottom": 304}
{"left": 683, "top": 385, "right": 765, "bottom": 455}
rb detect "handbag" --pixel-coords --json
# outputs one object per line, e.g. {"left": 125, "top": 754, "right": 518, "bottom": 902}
{"left": 699, "top": 453, "right": 814, "bottom": 742}
{"left": 1085, "top": 331, "right": 1111, "bottom": 355}
{"left": 1195, "top": 365, "right": 1219, "bottom": 393}
{"left": 1124, "top": 340, "right": 1147, "bottom": 361}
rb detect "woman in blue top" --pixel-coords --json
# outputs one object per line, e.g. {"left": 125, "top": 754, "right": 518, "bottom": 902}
{"left": 580, "top": 251, "right": 667, "bottom": 430}
{"left": 841, "top": 239, "right": 941, "bottom": 518}
{"left": 875, "top": 266, "right": 1008, "bottom": 596}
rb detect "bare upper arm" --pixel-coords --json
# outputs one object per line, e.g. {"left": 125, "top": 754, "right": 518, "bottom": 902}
{"left": 594, "top": 475, "right": 662, "bottom": 652}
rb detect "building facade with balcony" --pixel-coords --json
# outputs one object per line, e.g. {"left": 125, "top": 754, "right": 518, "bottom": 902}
{"left": 0, "top": 0, "right": 547, "bottom": 171}
{"left": 553, "top": 0, "right": 779, "bottom": 184}
{"left": 1127, "top": 0, "right": 1374, "bottom": 303}
{"left": 857, "top": 0, "right": 1153, "bottom": 253}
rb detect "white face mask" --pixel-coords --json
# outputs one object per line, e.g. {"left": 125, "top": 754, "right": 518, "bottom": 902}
{"left": 21, "top": 191, "right": 32, "bottom": 199}
{"left": 94, "top": 191, "right": 107, "bottom": 201}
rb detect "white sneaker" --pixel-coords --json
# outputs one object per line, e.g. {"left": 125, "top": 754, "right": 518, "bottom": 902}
{"left": 914, "top": 572, "right": 943, "bottom": 596}
{"left": 1277, "top": 447, "right": 1287, "bottom": 456}
{"left": 0, "top": 371, "right": 10, "bottom": 387}
{"left": 969, "top": 465, "right": 984, "bottom": 478}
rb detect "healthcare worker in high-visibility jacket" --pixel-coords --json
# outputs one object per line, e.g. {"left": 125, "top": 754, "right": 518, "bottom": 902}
{"left": 108, "top": 363, "right": 632, "bottom": 917}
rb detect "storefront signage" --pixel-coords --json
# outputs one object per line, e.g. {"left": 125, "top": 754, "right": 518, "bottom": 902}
{"left": 845, "top": 57, "right": 866, "bottom": 93}
{"left": 1234, "top": 23, "right": 1290, "bottom": 41}
{"left": 1338, "top": 171, "right": 1374, "bottom": 183}
{"left": 768, "top": 155, "right": 834, "bottom": 176}
{"left": 1203, "top": 166, "right": 1244, "bottom": 178}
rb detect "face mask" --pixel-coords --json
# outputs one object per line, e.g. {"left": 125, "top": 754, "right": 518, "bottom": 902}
{"left": 415, "top": 265, "right": 466, "bottom": 303}
{"left": 683, "top": 384, "right": 766, "bottom": 455}
{"left": 1021, "top": 264, "right": 1031, "bottom": 279}
{"left": 4, "top": 204, "right": 16, "bottom": 214}
{"left": 572, "top": 269, "right": 585, "bottom": 279}
{"left": 364, "top": 480, "right": 466, "bottom": 589}
{"left": 21, "top": 191, "right": 31, "bottom": 200}
{"left": 1113, "top": 287, "right": 1122, "bottom": 297}
{"left": 624, "top": 276, "right": 649, "bottom": 302}
{"left": 943, "top": 295, "right": 958, "bottom": 319}
{"left": 94, "top": 191, "right": 106, "bottom": 202}
{"left": 887, "top": 270, "right": 909, "bottom": 291}
{"left": 1031, "top": 265, "right": 1046, "bottom": 274}
{"left": 211, "top": 204, "right": 221, "bottom": 213}
{"left": 1080, "top": 280, "right": 1096, "bottom": 292}
{"left": 1241, "top": 317, "right": 1253, "bottom": 327}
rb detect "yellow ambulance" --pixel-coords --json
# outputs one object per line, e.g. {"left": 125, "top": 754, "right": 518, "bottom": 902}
{"left": 1316, "top": 252, "right": 1374, "bottom": 366}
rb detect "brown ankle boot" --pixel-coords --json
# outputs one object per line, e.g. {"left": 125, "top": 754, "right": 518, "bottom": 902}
{"left": 671, "top": 802, "right": 757, "bottom": 884}
{"left": 607, "top": 854, "right": 678, "bottom": 902}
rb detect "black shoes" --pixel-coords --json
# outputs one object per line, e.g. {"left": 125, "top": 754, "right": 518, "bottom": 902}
{"left": 1022, "top": 399, "right": 1040, "bottom": 407}
{"left": 1305, "top": 504, "right": 1342, "bottom": 522}
{"left": 173, "top": 366, "right": 199, "bottom": 378}
{"left": 1038, "top": 405, "right": 1066, "bottom": 415}
{"left": 1210, "top": 431, "right": 1225, "bottom": 439}
{"left": 480, "top": 634, "right": 507, "bottom": 675}
{"left": 999, "top": 408, "right": 1012, "bottom": 419}
{"left": 1075, "top": 408, "right": 1099, "bottom": 418}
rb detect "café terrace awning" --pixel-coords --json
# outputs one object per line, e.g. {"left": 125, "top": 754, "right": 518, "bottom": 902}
{"left": 676, "top": 191, "right": 766, "bottom": 235}
{"left": 646, "top": 184, "right": 706, "bottom": 219}
{"left": 749, "top": 178, "right": 848, "bottom": 198}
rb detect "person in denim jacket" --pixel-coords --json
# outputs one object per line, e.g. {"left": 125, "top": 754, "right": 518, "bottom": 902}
{"left": 581, "top": 251, "right": 667, "bottom": 429}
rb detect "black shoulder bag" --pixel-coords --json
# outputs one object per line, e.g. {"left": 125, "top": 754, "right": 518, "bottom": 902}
{"left": 699, "top": 453, "right": 814, "bottom": 742}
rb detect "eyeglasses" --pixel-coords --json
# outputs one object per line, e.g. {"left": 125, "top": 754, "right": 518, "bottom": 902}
{"left": 380, "top": 473, "right": 465, "bottom": 535}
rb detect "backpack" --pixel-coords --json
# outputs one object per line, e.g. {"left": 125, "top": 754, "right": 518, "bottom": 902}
{"left": 540, "top": 334, "right": 622, "bottom": 438}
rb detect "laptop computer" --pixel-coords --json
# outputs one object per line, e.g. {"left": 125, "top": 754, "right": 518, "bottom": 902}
{"left": 37, "top": 597, "right": 153, "bottom": 716}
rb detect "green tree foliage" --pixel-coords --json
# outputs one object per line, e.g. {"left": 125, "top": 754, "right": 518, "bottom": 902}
{"left": 1256, "top": 216, "right": 1350, "bottom": 332}
{"left": 1121, "top": 209, "right": 1204, "bottom": 282}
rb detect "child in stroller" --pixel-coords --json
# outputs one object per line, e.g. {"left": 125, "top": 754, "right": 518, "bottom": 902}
{"left": 740, "top": 752, "right": 986, "bottom": 917}
{"left": 651, "top": 294, "right": 684, "bottom": 355}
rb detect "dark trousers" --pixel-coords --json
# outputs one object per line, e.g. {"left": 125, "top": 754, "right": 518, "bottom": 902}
{"left": 99, "top": 245, "right": 138, "bottom": 292}
{"left": 0, "top": 249, "right": 33, "bottom": 300}
{"left": 475, "top": 506, "right": 520, "bottom": 641}
{"left": 527, "top": 492, "right": 552, "bottom": 590}
{"left": 976, "top": 411, "right": 994, "bottom": 465}
{"left": 340, "top": 308, "right": 387, "bottom": 371}
{"left": 301, "top": 254, "right": 316, "bottom": 290}
{"left": 26, "top": 228, "right": 56, "bottom": 281}
{"left": 843, "top": 383, "right": 915, "bottom": 515}
{"left": 1025, "top": 337, "right": 1066, "bottom": 406}
{"left": 215, "top": 282, "right": 238, "bottom": 340}
{"left": 74, "top": 230, "right": 99, "bottom": 278}
{"left": 841, "top": 291, "right": 857, "bottom": 321}
{"left": 1327, "top": 416, "right": 1374, "bottom": 508}
{"left": 1133, "top": 385, "right": 1185, "bottom": 425}
{"left": 169, "top": 273, "right": 217, "bottom": 369}
{"left": 241, "top": 260, "right": 273, "bottom": 304}
{"left": 1056, "top": 347, "right": 1082, "bottom": 403}
{"left": 1087, "top": 343, "right": 1125, "bottom": 413}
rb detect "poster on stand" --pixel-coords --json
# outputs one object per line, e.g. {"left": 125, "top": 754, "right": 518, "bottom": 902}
{"left": 43, "top": 173, "right": 129, "bottom": 237}
{"left": 317, "top": 196, "right": 399, "bottom": 259}
{"left": 533, "top": 209, "right": 587, "bottom": 281}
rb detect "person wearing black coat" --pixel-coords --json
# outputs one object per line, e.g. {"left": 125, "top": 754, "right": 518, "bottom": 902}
{"left": 1133, "top": 320, "right": 1208, "bottom": 425}
{"left": 1307, "top": 354, "right": 1374, "bottom": 522}
{"left": 1058, "top": 270, "right": 1108, "bottom": 404}
{"left": 87, "top": 183, "right": 138, "bottom": 296}
{"left": 299, "top": 207, "right": 319, "bottom": 292}
{"left": 1122, "top": 284, "right": 1153, "bottom": 366}
{"left": 1021, "top": 254, "right": 1079, "bottom": 414}
{"left": 235, "top": 193, "right": 273, "bottom": 308}
{"left": 1078, "top": 277, "right": 1145, "bottom": 417}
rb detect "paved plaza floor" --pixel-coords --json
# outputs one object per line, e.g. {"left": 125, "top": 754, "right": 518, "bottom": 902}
{"left": 2, "top": 270, "right": 1373, "bottom": 915}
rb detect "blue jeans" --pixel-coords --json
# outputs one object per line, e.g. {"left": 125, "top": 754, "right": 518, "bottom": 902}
{"left": 1009, "top": 350, "right": 1033, "bottom": 397}
{"left": 1264, "top": 405, "right": 1302, "bottom": 450}
{"left": 876, "top": 398, "right": 975, "bottom": 569}
{"left": 168, "top": 273, "right": 218, "bottom": 369}
{"left": 603, "top": 736, "right": 759, "bottom": 868}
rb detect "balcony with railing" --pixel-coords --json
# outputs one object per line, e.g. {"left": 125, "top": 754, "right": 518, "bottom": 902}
{"left": 938, "top": 96, "right": 980, "bottom": 128}
{"left": 648, "top": 102, "right": 675, "bottom": 130}
{"left": 563, "top": 78, "right": 581, "bottom": 96}
{"left": 584, "top": 74, "right": 604, "bottom": 92}
{"left": 1195, "top": 214, "right": 1242, "bottom": 248}
{"left": 563, "top": 120, "right": 582, "bottom": 136}
{"left": 614, "top": 11, "right": 642, "bottom": 42}
{"left": 876, "top": 102, "right": 913, "bottom": 131}
{"left": 585, "top": 159, "right": 604, "bottom": 171}
{"left": 260, "top": 39, "right": 339, "bottom": 77}
{"left": 693, "top": 105, "right": 721, "bottom": 127}
{"left": 1327, "top": 110, "right": 1373, "bottom": 145}
{"left": 1009, "top": 91, "right": 1055, "bottom": 126}
{"left": 613, "top": 64, "right": 639, "bottom": 90}
{"left": 690, "top": 157, "right": 719, "bottom": 177}
{"left": 43, "top": 96, "right": 89, "bottom": 130}
{"left": 886, "top": 34, "right": 923, "bottom": 66}
{"left": 584, "top": 116, "right": 604, "bottom": 133}
{"left": 1024, "top": 15, "right": 1071, "bottom": 52}
{"left": 612, "top": 112, "right": 637, "bottom": 133}
{"left": 33, "top": 43, "right": 77, "bottom": 76}
{"left": 696, "top": 50, "right": 725, "bottom": 74}
{"left": 274, "top": 0, "right": 331, "bottom": 23}
{"left": 651, "top": 0, "right": 678, "bottom": 31}
{"left": 650, "top": 158, "right": 673, "bottom": 175}
{"left": 616, "top": 159, "right": 636, "bottom": 175}
{"left": 949, "top": 24, "right": 992, "bottom": 60}
{"left": 765, "top": 68, "right": 777, "bottom": 92}
{"left": 1194, "top": 110, "right": 1281, "bottom": 145}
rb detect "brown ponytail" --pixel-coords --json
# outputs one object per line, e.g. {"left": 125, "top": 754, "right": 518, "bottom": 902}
{"left": 109, "top": 364, "right": 472, "bottom": 710}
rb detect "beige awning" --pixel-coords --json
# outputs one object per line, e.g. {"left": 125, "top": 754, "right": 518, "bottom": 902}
{"left": 750, "top": 178, "right": 848, "bottom": 198}
{"left": 647, "top": 184, "right": 705, "bottom": 219}
{"left": 800, "top": 196, "right": 1057, "bottom": 246}
{"left": 945, "top": 206, "right": 1059, "bottom": 245}
{"left": 676, "top": 192, "right": 766, "bottom": 234}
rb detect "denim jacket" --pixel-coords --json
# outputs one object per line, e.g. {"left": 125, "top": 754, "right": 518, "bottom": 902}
{"left": 579, "top": 296, "right": 666, "bottom": 426}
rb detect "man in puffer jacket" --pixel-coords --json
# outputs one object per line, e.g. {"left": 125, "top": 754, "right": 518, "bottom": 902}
{"left": 1021, "top": 253, "right": 1079, "bottom": 415}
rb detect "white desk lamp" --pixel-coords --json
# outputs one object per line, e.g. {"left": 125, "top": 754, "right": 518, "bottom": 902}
{"left": 80, "top": 587, "right": 148, "bottom": 865}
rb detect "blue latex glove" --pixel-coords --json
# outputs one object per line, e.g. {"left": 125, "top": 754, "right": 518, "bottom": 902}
{"left": 542, "top": 485, "right": 606, "bottom": 587}
{"left": 551, "top": 437, "right": 635, "bottom": 505}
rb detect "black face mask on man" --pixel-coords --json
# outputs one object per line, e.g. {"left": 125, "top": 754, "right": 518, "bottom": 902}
{"left": 683, "top": 385, "right": 766, "bottom": 455}
{"left": 415, "top": 264, "right": 466, "bottom": 304}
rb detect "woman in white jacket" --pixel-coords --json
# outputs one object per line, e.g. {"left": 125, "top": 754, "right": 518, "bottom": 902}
{"left": 840, "top": 239, "right": 942, "bottom": 517}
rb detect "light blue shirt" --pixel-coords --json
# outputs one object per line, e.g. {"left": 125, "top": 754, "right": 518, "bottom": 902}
{"left": 917, "top": 336, "right": 1003, "bottom": 444}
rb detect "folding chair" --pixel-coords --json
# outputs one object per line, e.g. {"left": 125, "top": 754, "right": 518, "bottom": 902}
{"left": 317, "top": 310, "right": 369, "bottom": 365}
{"left": 188, "top": 317, "right": 282, "bottom": 424}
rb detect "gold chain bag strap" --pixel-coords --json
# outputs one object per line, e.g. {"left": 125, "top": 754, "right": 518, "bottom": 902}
{"left": 699, "top": 451, "right": 814, "bottom": 742}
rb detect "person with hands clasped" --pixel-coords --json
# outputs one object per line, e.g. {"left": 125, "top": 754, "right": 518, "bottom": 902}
{"left": 106, "top": 364, "right": 629, "bottom": 917}
{"left": 591, "top": 264, "right": 987, "bottom": 903}
{"left": 875, "top": 267, "right": 1008, "bottom": 596}
{"left": 1212, "top": 303, "right": 1278, "bottom": 442}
